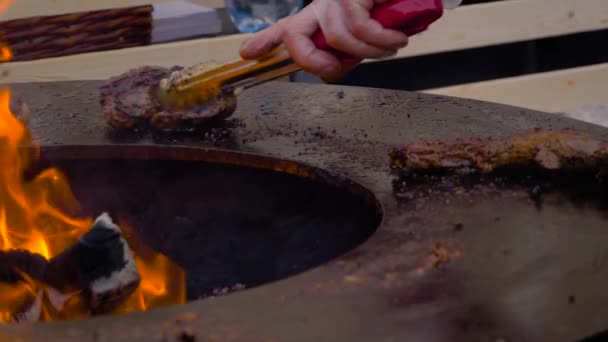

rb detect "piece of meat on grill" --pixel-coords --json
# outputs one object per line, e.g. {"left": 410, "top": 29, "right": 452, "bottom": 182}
{"left": 99, "top": 66, "right": 237, "bottom": 130}
{"left": 389, "top": 129, "right": 608, "bottom": 173}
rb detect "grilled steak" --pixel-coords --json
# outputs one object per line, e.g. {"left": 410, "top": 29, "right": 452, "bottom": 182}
{"left": 99, "top": 66, "right": 236, "bottom": 130}
{"left": 389, "top": 129, "right": 608, "bottom": 174}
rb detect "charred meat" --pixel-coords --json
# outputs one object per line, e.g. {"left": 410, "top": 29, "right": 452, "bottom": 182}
{"left": 100, "top": 66, "right": 237, "bottom": 130}
{"left": 389, "top": 129, "right": 608, "bottom": 174}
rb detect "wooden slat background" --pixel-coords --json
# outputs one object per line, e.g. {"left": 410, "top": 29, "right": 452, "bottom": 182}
{"left": 0, "top": 0, "right": 225, "bottom": 21}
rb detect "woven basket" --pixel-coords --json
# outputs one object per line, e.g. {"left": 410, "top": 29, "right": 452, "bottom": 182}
{"left": 0, "top": 5, "right": 153, "bottom": 62}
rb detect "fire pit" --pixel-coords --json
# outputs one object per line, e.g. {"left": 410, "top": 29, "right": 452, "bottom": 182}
{"left": 1, "top": 82, "right": 380, "bottom": 325}
{"left": 2, "top": 80, "right": 608, "bottom": 341}
{"left": 36, "top": 145, "right": 381, "bottom": 302}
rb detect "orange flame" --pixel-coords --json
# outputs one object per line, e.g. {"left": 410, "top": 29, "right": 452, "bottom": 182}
{"left": 109, "top": 217, "right": 186, "bottom": 315}
{"left": 0, "top": 89, "right": 89, "bottom": 261}
{"left": 0, "top": 31, "right": 185, "bottom": 323}
{"left": 0, "top": 46, "right": 11, "bottom": 62}
{"left": 115, "top": 254, "right": 186, "bottom": 313}
{"left": 0, "top": 0, "right": 13, "bottom": 14}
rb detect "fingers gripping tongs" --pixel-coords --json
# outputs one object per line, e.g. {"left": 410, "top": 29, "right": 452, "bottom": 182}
{"left": 158, "top": 0, "right": 463, "bottom": 108}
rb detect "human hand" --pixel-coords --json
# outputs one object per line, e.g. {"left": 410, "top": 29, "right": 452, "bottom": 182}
{"left": 239, "top": 0, "right": 409, "bottom": 81}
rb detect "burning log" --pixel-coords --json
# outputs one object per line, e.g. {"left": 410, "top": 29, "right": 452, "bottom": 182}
{"left": 0, "top": 249, "right": 47, "bottom": 284}
{"left": 0, "top": 86, "right": 182, "bottom": 323}
{"left": 0, "top": 250, "right": 47, "bottom": 323}
{"left": 44, "top": 213, "right": 141, "bottom": 313}
{"left": 11, "top": 290, "right": 43, "bottom": 323}
{"left": 0, "top": 213, "right": 141, "bottom": 323}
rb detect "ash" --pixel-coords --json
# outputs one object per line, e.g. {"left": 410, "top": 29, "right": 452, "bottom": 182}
{"left": 88, "top": 213, "right": 140, "bottom": 300}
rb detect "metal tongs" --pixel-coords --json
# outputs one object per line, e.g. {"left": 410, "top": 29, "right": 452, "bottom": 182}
{"left": 158, "top": 0, "right": 462, "bottom": 108}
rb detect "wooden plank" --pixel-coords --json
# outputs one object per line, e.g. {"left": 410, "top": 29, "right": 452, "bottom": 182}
{"left": 423, "top": 63, "right": 608, "bottom": 113}
{"left": 381, "top": 0, "right": 608, "bottom": 60}
{"left": 0, "top": 33, "right": 249, "bottom": 82}
{"left": 0, "top": 0, "right": 606, "bottom": 83}
{"left": 0, "top": 0, "right": 225, "bottom": 20}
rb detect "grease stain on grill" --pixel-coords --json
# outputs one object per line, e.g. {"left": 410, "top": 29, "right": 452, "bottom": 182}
{"left": 103, "top": 118, "right": 246, "bottom": 147}
{"left": 163, "top": 312, "right": 200, "bottom": 342}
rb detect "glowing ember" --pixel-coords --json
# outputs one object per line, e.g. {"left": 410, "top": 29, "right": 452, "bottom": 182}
{"left": 0, "top": 30, "right": 185, "bottom": 323}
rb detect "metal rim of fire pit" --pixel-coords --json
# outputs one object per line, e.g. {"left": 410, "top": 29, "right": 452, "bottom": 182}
{"left": 38, "top": 144, "right": 383, "bottom": 214}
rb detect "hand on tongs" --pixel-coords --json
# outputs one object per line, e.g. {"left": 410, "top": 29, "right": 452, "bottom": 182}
{"left": 239, "top": 0, "right": 460, "bottom": 81}
{"left": 157, "top": 0, "right": 460, "bottom": 109}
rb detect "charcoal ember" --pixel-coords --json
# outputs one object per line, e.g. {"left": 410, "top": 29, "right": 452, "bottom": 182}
{"left": 389, "top": 129, "right": 608, "bottom": 174}
{"left": 11, "top": 290, "right": 43, "bottom": 324}
{"left": 44, "top": 213, "right": 140, "bottom": 312}
{"left": 0, "top": 251, "right": 47, "bottom": 324}
{"left": 0, "top": 249, "right": 47, "bottom": 283}
{"left": 100, "top": 66, "right": 236, "bottom": 131}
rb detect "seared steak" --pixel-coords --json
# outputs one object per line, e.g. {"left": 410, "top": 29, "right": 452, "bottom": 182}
{"left": 99, "top": 66, "right": 236, "bottom": 130}
{"left": 389, "top": 129, "right": 608, "bottom": 174}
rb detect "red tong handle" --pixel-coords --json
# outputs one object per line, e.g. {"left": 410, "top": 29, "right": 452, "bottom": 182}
{"left": 311, "top": 0, "right": 444, "bottom": 63}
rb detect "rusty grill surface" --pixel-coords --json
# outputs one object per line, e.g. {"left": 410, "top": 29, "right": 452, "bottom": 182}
{"left": 2, "top": 81, "right": 608, "bottom": 341}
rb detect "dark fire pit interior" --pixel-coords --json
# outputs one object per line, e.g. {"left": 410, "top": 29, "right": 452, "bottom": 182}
{"left": 32, "top": 147, "right": 381, "bottom": 302}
